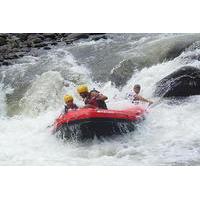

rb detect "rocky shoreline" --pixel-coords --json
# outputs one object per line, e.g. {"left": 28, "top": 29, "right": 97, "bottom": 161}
{"left": 0, "top": 33, "right": 107, "bottom": 66}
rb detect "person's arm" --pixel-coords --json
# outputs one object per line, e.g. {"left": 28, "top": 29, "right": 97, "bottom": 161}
{"left": 97, "top": 94, "right": 108, "bottom": 101}
{"left": 91, "top": 92, "right": 108, "bottom": 101}
{"left": 138, "top": 95, "right": 153, "bottom": 104}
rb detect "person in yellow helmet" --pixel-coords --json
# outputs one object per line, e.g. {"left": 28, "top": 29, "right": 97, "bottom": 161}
{"left": 63, "top": 95, "right": 78, "bottom": 113}
{"left": 77, "top": 85, "right": 108, "bottom": 109}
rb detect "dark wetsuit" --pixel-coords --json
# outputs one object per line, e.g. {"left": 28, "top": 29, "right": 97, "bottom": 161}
{"left": 64, "top": 104, "right": 78, "bottom": 113}
{"left": 84, "top": 90, "right": 107, "bottom": 109}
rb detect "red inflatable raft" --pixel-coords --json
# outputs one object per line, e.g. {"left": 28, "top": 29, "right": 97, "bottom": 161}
{"left": 53, "top": 105, "right": 146, "bottom": 141}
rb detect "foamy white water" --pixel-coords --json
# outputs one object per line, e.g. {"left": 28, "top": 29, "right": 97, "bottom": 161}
{"left": 1, "top": 34, "right": 200, "bottom": 165}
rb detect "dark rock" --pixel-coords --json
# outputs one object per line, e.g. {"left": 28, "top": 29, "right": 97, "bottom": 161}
{"left": 0, "top": 45, "right": 9, "bottom": 54}
{"left": 33, "top": 43, "right": 48, "bottom": 48}
{"left": 89, "top": 33, "right": 105, "bottom": 35}
{"left": 43, "top": 46, "right": 51, "bottom": 50}
{"left": 2, "top": 61, "right": 12, "bottom": 66}
{"left": 60, "top": 33, "right": 71, "bottom": 37}
{"left": 22, "top": 47, "right": 32, "bottom": 53}
{"left": 15, "top": 33, "right": 30, "bottom": 42}
{"left": 5, "top": 53, "right": 20, "bottom": 59}
{"left": 110, "top": 59, "right": 137, "bottom": 87}
{"left": 91, "top": 34, "right": 107, "bottom": 41}
{"left": 26, "top": 42, "right": 33, "bottom": 48}
{"left": 17, "top": 53, "right": 24, "bottom": 58}
{"left": 27, "top": 34, "right": 43, "bottom": 44}
{"left": 8, "top": 39, "right": 20, "bottom": 48}
{"left": 67, "top": 33, "right": 90, "bottom": 40}
{"left": 0, "top": 33, "right": 107, "bottom": 67}
{"left": 0, "top": 36, "right": 7, "bottom": 46}
{"left": 37, "top": 34, "right": 45, "bottom": 40}
{"left": 65, "top": 39, "right": 74, "bottom": 45}
{"left": 43, "top": 33, "right": 58, "bottom": 40}
{"left": 51, "top": 42, "right": 57, "bottom": 45}
{"left": 32, "top": 37, "right": 43, "bottom": 44}
{"left": 10, "top": 48, "right": 21, "bottom": 53}
{"left": 0, "top": 34, "right": 8, "bottom": 39}
{"left": 154, "top": 66, "right": 200, "bottom": 97}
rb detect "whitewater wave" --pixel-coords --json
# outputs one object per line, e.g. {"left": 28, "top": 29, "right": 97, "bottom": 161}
{"left": 1, "top": 33, "right": 200, "bottom": 165}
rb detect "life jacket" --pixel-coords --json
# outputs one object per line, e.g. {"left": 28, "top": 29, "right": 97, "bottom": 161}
{"left": 64, "top": 103, "right": 78, "bottom": 113}
{"left": 127, "top": 92, "right": 140, "bottom": 104}
{"left": 84, "top": 89, "right": 107, "bottom": 109}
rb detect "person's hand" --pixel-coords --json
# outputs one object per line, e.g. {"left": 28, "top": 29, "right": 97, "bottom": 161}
{"left": 148, "top": 101, "right": 153, "bottom": 106}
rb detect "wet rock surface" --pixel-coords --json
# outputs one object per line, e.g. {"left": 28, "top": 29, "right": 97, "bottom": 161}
{"left": 110, "top": 59, "right": 138, "bottom": 87}
{"left": 154, "top": 66, "right": 200, "bottom": 97}
{"left": 110, "top": 34, "right": 200, "bottom": 87}
{"left": 0, "top": 33, "right": 106, "bottom": 66}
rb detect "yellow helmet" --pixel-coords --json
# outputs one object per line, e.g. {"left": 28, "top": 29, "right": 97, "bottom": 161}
{"left": 64, "top": 95, "right": 73, "bottom": 103}
{"left": 77, "top": 85, "right": 88, "bottom": 94}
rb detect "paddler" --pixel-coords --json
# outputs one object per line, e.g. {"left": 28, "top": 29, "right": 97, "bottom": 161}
{"left": 63, "top": 95, "right": 78, "bottom": 113}
{"left": 127, "top": 84, "right": 153, "bottom": 105}
{"left": 77, "top": 85, "right": 108, "bottom": 109}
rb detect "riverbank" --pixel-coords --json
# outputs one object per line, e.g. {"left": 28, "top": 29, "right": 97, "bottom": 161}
{"left": 0, "top": 33, "right": 107, "bottom": 66}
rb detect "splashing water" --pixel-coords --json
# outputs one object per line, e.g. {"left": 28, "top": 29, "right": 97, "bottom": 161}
{"left": 1, "top": 34, "right": 200, "bottom": 165}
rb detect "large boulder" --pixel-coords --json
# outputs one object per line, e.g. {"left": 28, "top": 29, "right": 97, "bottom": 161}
{"left": 154, "top": 66, "right": 200, "bottom": 97}
{"left": 110, "top": 59, "right": 137, "bottom": 87}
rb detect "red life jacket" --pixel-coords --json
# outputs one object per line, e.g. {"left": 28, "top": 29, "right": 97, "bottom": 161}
{"left": 84, "top": 90, "right": 107, "bottom": 109}
{"left": 84, "top": 94, "right": 99, "bottom": 107}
